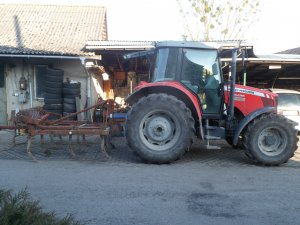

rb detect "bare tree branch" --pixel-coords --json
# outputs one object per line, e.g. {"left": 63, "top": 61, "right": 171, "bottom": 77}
{"left": 177, "top": 0, "right": 261, "bottom": 41}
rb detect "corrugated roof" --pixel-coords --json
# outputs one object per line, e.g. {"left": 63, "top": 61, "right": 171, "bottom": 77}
{"left": 85, "top": 40, "right": 155, "bottom": 51}
{"left": 0, "top": 4, "right": 107, "bottom": 56}
{"left": 85, "top": 40, "right": 256, "bottom": 57}
{"left": 278, "top": 47, "right": 300, "bottom": 54}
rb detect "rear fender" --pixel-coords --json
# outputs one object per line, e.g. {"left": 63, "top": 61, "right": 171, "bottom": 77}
{"left": 233, "top": 107, "right": 276, "bottom": 145}
{"left": 126, "top": 82, "right": 202, "bottom": 132}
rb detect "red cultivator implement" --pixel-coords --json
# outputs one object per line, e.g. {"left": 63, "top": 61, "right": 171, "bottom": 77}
{"left": 0, "top": 100, "right": 118, "bottom": 161}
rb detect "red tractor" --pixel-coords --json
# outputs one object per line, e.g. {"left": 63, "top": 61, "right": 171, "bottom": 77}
{"left": 125, "top": 41, "right": 298, "bottom": 165}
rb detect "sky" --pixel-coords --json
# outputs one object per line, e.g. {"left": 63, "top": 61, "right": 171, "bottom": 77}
{"left": 0, "top": 0, "right": 300, "bottom": 54}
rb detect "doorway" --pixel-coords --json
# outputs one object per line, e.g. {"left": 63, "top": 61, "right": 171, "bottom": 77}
{"left": 0, "top": 64, "right": 7, "bottom": 125}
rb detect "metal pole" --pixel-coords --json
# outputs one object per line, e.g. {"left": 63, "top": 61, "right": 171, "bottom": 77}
{"left": 29, "top": 81, "right": 33, "bottom": 108}
{"left": 242, "top": 49, "right": 246, "bottom": 86}
{"left": 228, "top": 48, "right": 237, "bottom": 121}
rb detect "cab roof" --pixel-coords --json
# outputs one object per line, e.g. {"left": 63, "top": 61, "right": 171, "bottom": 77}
{"left": 155, "top": 41, "right": 219, "bottom": 50}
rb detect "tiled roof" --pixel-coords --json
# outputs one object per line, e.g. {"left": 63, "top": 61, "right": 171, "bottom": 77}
{"left": 0, "top": 4, "right": 107, "bottom": 56}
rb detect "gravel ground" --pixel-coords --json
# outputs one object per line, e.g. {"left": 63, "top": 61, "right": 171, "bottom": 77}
{"left": 0, "top": 130, "right": 300, "bottom": 225}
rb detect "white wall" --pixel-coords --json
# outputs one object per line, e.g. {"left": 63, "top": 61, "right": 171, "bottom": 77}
{"left": 3, "top": 57, "right": 104, "bottom": 122}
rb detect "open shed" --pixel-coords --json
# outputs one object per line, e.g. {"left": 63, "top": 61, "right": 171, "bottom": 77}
{"left": 85, "top": 40, "right": 300, "bottom": 101}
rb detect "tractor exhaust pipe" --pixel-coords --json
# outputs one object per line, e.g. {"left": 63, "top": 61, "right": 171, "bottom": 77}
{"left": 227, "top": 48, "right": 238, "bottom": 121}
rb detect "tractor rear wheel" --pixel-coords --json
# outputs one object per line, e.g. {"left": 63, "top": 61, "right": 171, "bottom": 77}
{"left": 243, "top": 113, "right": 298, "bottom": 165}
{"left": 125, "top": 94, "right": 195, "bottom": 163}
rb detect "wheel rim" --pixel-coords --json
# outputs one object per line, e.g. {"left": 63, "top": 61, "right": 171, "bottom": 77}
{"left": 257, "top": 127, "right": 287, "bottom": 156}
{"left": 139, "top": 110, "right": 181, "bottom": 151}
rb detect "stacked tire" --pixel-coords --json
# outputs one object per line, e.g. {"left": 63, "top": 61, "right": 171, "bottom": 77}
{"left": 43, "top": 68, "right": 64, "bottom": 120}
{"left": 63, "top": 82, "right": 81, "bottom": 120}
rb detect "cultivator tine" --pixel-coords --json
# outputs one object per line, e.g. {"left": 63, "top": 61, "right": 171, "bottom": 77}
{"left": 68, "top": 134, "right": 76, "bottom": 157}
{"left": 41, "top": 134, "right": 51, "bottom": 156}
{"left": 27, "top": 136, "right": 37, "bottom": 162}
{"left": 40, "top": 134, "right": 44, "bottom": 145}
{"left": 82, "top": 135, "right": 86, "bottom": 145}
{"left": 50, "top": 134, "right": 54, "bottom": 143}
{"left": 100, "top": 136, "right": 110, "bottom": 159}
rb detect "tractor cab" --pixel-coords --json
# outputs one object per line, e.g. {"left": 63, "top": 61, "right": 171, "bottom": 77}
{"left": 151, "top": 41, "right": 223, "bottom": 117}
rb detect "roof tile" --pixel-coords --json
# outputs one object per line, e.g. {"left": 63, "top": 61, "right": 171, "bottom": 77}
{"left": 0, "top": 4, "right": 107, "bottom": 56}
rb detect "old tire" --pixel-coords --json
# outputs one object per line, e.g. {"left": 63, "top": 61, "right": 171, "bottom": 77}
{"left": 63, "top": 82, "right": 81, "bottom": 89}
{"left": 45, "top": 87, "right": 62, "bottom": 94}
{"left": 243, "top": 113, "right": 298, "bottom": 165}
{"left": 63, "top": 103, "right": 76, "bottom": 112}
{"left": 45, "top": 80, "right": 63, "bottom": 88}
{"left": 44, "top": 104, "right": 63, "bottom": 111}
{"left": 125, "top": 93, "right": 195, "bottom": 163}
{"left": 44, "top": 98, "right": 63, "bottom": 105}
{"left": 63, "top": 88, "right": 80, "bottom": 95}
{"left": 44, "top": 92, "right": 62, "bottom": 99}
{"left": 63, "top": 97, "right": 76, "bottom": 104}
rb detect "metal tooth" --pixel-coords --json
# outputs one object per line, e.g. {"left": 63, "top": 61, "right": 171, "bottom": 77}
{"left": 68, "top": 134, "right": 76, "bottom": 157}
{"left": 26, "top": 136, "right": 37, "bottom": 162}
{"left": 100, "top": 136, "right": 110, "bottom": 159}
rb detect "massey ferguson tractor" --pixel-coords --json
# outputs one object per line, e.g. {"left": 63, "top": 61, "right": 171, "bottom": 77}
{"left": 124, "top": 41, "right": 298, "bottom": 165}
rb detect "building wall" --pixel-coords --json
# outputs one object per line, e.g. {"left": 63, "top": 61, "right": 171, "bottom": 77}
{"left": 2, "top": 57, "right": 104, "bottom": 124}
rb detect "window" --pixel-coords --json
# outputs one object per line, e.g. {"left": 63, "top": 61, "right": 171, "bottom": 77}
{"left": 180, "top": 49, "right": 222, "bottom": 114}
{"left": 35, "top": 65, "right": 47, "bottom": 98}
{"left": 153, "top": 48, "right": 178, "bottom": 82}
{"left": 181, "top": 48, "right": 221, "bottom": 88}
{"left": 278, "top": 93, "right": 300, "bottom": 107}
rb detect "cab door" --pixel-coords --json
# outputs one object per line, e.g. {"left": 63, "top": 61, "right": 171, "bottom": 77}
{"left": 180, "top": 48, "right": 223, "bottom": 116}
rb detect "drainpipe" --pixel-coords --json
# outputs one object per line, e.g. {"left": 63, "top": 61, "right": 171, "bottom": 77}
{"left": 29, "top": 81, "right": 33, "bottom": 107}
{"left": 80, "top": 57, "right": 92, "bottom": 121}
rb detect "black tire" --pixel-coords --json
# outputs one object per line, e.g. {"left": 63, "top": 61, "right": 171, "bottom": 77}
{"left": 44, "top": 104, "right": 63, "bottom": 111}
{"left": 63, "top": 103, "right": 76, "bottom": 112}
{"left": 45, "top": 81, "right": 63, "bottom": 88}
{"left": 45, "top": 76, "right": 64, "bottom": 83}
{"left": 63, "top": 82, "right": 80, "bottom": 89}
{"left": 44, "top": 98, "right": 63, "bottom": 105}
{"left": 125, "top": 93, "right": 195, "bottom": 164}
{"left": 63, "top": 98, "right": 76, "bottom": 104}
{"left": 63, "top": 88, "right": 81, "bottom": 95}
{"left": 44, "top": 92, "right": 62, "bottom": 99}
{"left": 243, "top": 113, "right": 298, "bottom": 166}
{"left": 45, "top": 75, "right": 63, "bottom": 83}
{"left": 63, "top": 94, "right": 81, "bottom": 99}
{"left": 45, "top": 87, "right": 62, "bottom": 94}
{"left": 46, "top": 68, "right": 64, "bottom": 77}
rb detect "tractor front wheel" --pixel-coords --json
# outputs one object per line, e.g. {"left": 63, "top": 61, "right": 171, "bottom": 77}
{"left": 243, "top": 113, "right": 298, "bottom": 165}
{"left": 125, "top": 94, "right": 195, "bottom": 163}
